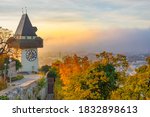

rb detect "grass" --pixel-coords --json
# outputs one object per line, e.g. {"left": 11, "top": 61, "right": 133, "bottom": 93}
{"left": 8, "top": 75, "right": 24, "bottom": 82}
{"left": 0, "top": 95, "right": 9, "bottom": 100}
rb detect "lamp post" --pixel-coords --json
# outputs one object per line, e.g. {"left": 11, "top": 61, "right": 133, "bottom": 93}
{"left": 9, "top": 58, "right": 12, "bottom": 86}
{"left": 4, "top": 63, "right": 7, "bottom": 81}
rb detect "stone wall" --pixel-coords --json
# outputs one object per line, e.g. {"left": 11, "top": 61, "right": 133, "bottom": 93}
{"left": 0, "top": 79, "right": 48, "bottom": 100}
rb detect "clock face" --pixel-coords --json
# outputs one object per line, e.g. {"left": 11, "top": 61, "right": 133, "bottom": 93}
{"left": 26, "top": 49, "right": 37, "bottom": 62}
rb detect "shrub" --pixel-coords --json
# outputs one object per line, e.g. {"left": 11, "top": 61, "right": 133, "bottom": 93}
{"left": 0, "top": 95, "right": 9, "bottom": 100}
{"left": 47, "top": 68, "right": 58, "bottom": 78}
{"left": 8, "top": 75, "right": 24, "bottom": 82}
{"left": 0, "top": 79, "right": 7, "bottom": 91}
{"left": 37, "top": 77, "right": 46, "bottom": 90}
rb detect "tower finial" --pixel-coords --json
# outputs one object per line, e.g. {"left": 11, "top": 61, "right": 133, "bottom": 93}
{"left": 25, "top": 7, "right": 27, "bottom": 14}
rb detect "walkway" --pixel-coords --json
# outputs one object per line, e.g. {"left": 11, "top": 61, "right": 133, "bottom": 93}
{"left": 12, "top": 74, "right": 41, "bottom": 86}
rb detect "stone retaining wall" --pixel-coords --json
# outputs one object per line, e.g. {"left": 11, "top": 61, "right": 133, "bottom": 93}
{"left": 0, "top": 79, "right": 48, "bottom": 100}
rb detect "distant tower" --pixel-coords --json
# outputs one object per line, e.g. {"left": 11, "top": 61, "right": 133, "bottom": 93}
{"left": 8, "top": 13, "right": 43, "bottom": 73}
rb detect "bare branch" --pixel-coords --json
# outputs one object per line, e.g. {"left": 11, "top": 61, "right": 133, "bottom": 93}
{"left": 0, "top": 27, "right": 12, "bottom": 56}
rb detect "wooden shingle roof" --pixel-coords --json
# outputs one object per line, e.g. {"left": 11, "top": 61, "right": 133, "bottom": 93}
{"left": 15, "top": 14, "right": 37, "bottom": 36}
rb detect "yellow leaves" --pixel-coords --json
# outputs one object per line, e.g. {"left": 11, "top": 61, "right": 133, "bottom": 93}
{"left": 55, "top": 52, "right": 121, "bottom": 100}
{"left": 54, "top": 52, "right": 150, "bottom": 100}
{"left": 96, "top": 51, "right": 128, "bottom": 72}
{"left": 101, "top": 59, "right": 108, "bottom": 66}
{"left": 111, "top": 70, "right": 150, "bottom": 100}
{"left": 100, "top": 76, "right": 108, "bottom": 82}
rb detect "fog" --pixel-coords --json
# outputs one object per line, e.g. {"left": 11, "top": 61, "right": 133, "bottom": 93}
{"left": 40, "top": 28, "right": 150, "bottom": 54}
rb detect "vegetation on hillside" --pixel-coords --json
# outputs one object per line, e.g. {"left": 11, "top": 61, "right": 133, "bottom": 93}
{"left": 53, "top": 51, "right": 150, "bottom": 100}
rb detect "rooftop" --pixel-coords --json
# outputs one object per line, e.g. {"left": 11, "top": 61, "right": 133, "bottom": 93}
{"left": 15, "top": 14, "right": 37, "bottom": 36}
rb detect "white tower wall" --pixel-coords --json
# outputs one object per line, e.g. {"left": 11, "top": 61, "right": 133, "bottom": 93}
{"left": 21, "top": 48, "right": 38, "bottom": 73}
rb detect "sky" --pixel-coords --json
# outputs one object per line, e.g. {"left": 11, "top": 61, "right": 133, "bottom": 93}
{"left": 0, "top": 0, "right": 150, "bottom": 54}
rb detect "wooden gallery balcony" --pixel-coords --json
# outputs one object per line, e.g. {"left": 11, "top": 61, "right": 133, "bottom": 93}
{"left": 7, "top": 37, "right": 43, "bottom": 49}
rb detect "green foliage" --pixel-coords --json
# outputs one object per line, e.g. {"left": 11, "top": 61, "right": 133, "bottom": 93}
{"left": 47, "top": 67, "right": 58, "bottom": 78}
{"left": 96, "top": 51, "right": 128, "bottom": 72}
{"left": 33, "top": 77, "right": 47, "bottom": 99}
{"left": 61, "top": 63, "right": 118, "bottom": 100}
{"left": 146, "top": 57, "right": 150, "bottom": 65}
{"left": 15, "top": 96, "right": 21, "bottom": 100}
{"left": 37, "top": 96, "right": 41, "bottom": 100}
{"left": 3, "top": 57, "right": 22, "bottom": 70}
{"left": 0, "top": 95, "right": 9, "bottom": 100}
{"left": 135, "top": 65, "right": 148, "bottom": 73}
{"left": 54, "top": 77, "right": 63, "bottom": 99}
{"left": 12, "top": 58, "right": 22, "bottom": 70}
{"left": 111, "top": 56, "right": 150, "bottom": 100}
{"left": 0, "top": 79, "right": 7, "bottom": 91}
{"left": 37, "top": 77, "right": 46, "bottom": 90}
{"left": 54, "top": 52, "right": 150, "bottom": 100}
{"left": 111, "top": 73, "right": 150, "bottom": 100}
{"left": 10, "top": 75, "right": 24, "bottom": 82}
{"left": 54, "top": 52, "right": 126, "bottom": 100}
{"left": 39, "top": 65, "right": 51, "bottom": 74}
{"left": 0, "top": 56, "right": 22, "bottom": 79}
{"left": 0, "top": 55, "right": 8, "bottom": 71}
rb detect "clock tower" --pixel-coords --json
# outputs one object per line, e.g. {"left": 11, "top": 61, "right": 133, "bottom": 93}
{"left": 8, "top": 13, "right": 43, "bottom": 73}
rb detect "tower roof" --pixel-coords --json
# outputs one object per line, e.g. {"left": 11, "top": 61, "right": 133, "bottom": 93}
{"left": 15, "top": 14, "right": 37, "bottom": 36}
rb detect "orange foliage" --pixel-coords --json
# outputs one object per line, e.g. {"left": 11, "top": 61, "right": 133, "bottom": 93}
{"left": 59, "top": 55, "right": 90, "bottom": 85}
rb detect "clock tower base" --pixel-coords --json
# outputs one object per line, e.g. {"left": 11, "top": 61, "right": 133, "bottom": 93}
{"left": 20, "top": 49, "right": 38, "bottom": 73}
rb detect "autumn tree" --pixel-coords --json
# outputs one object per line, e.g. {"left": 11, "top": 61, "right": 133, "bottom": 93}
{"left": 54, "top": 55, "right": 90, "bottom": 99}
{"left": 0, "top": 27, "right": 22, "bottom": 91}
{"left": 111, "top": 73, "right": 150, "bottom": 100}
{"left": 0, "top": 27, "right": 12, "bottom": 55}
{"left": 96, "top": 51, "right": 128, "bottom": 72}
{"left": 0, "top": 27, "right": 20, "bottom": 58}
{"left": 59, "top": 54, "right": 90, "bottom": 86}
{"left": 111, "top": 57, "right": 150, "bottom": 100}
{"left": 54, "top": 52, "right": 128, "bottom": 100}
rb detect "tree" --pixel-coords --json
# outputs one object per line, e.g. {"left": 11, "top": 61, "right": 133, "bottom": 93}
{"left": 47, "top": 67, "right": 58, "bottom": 78}
{"left": 0, "top": 27, "right": 12, "bottom": 55}
{"left": 111, "top": 73, "right": 150, "bottom": 100}
{"left": 54, "top": 55, "right": 90, "bottom": 99}
{"left": 60, "top": 62, "right": 118, "bottom": 100}
{"left": 39, "top": 65, "right": 51, "bottom": 74}
{"left": 54, "top": 77, "right": 63, "bottom": 99}
{"left": 0, "top": 56, "right": 22, "bottom": 80}
{"left": 54, "top": 52, "right": 128, "bottom": 100}
{"left": 96, "top": 51, "right": 128, "bottom": 72}
{"left": 0, "top": 54, "right": 8, "bottom": 80}
{"left": 111, "top": 57, "right": 150, "bottom": 100}
{"left": 59, "top": 54, "right": 90, "bottom": 86}
{"left": 0, "top": 27, "right": 20, "bottom": 58}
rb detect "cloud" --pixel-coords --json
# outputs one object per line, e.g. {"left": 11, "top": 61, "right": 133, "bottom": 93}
{"left": 0, "top": 0, "right": 150, "bottom": 54}
{"left": 0, "top": 0, "right": 149, "bottom": 29}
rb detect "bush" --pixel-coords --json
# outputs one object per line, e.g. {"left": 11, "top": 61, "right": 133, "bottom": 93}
{"left": 8, "top": 75, "right": 24, "bottom": 82}
{"left": 39, "top": 65, "right": 51, "bottom": 74}
{"left": 0, "top": 95, "right": 9, "bottom": 100}
{"left": 54, "top": 78, "right": 63, "bottom": 99}
{"left": 47, "top": 68, "right": 58, "bottom": 78}
{"left": 37, "top": 77, "right": 46, "bottom": 90}
{"left": 0, "top": 79, "right": 7, "bottom": 91}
